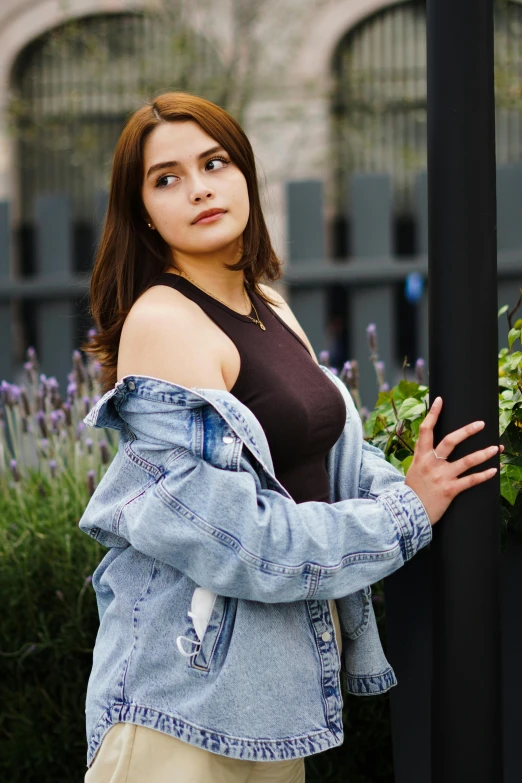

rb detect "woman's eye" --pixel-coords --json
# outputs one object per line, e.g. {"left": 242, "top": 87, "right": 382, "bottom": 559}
{"left": 156, "top": 174, "right": 177, "bottom": 188}
{"left": 206, "top": 157, "right": 229, "bottom": 171}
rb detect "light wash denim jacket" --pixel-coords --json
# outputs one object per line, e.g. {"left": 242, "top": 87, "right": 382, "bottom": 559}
{"left": 79, "top": 365, "right": 432, "bottom": 768}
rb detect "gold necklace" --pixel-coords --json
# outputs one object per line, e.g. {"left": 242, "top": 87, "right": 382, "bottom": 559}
{"left": 177, "top": 271, "right": 266, "bottom": 330}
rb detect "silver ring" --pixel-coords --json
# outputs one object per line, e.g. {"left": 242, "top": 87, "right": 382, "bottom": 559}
{"left": 433, "top": 449, "right": 448, "bottom": 460}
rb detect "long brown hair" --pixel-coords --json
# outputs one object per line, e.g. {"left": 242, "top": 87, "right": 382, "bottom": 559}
{"left": 81, "top": 92, "right": 283, "bottom": 394}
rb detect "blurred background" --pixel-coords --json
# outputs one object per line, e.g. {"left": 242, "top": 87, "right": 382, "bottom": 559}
{"left": 0, "top": 0, "right": 522, "bottom": 406}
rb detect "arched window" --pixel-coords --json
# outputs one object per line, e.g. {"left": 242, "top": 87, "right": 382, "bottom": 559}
{"left": 10, "top": 12, "right": 224, "bottom": 272}
{"left": 332, "top": 0, "right": 522, "bottom": 251}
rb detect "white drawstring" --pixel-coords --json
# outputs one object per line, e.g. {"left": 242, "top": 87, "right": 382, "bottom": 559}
{"left": 176, "top": 635, "right": 201, "bottom": 658}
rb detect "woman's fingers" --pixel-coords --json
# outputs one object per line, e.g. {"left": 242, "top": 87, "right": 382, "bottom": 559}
{"left": 449, "top": 444, "right": 499, "bottom": 477}
{"left": 453, "top": 466, "right": 498, "bottom": 494}
{"left": 416, "top": 396, "right": 443, "bottom": 451}
{"left": 435, "top": 419, "right": 486, "bottom": 458}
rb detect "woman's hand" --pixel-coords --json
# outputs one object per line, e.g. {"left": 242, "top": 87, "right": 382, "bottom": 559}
{"left": 404, "top": 396, "right": 503, "bottom": 527}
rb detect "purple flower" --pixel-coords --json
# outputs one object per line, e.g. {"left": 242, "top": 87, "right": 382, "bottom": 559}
{"left": 85, "top": 438, "right": 93, "bottom": 454}
{"left": 342, "top": 359, "right": 359, "bottom": 392}
{"left": 415, "top": 357, "right": 426, "bottom": 385}
{"left": 73, "top": 351, "right": 86, "bottom": 384}
{"left": 380, "top": 382, "right": 390, "bottom": 392}
{"left": 24, "top": 362, "right": 36, "bottom": 384}
{"left": 50, "top": 410, "right": 65, "bottom": 433}
{"left": 49, "top": 459, "right": 57, "bottom": 478}
{"left": 20, "top": 387, "right": 31, "bottom": 416}
{"left": 359, "top": 407, "right": 370, "bottom": 423}
{"left": 375, "top": 360, "right": 386, "bottom": 388}
{"left": 39, "top": 438, "right": 49, "bottom": 452}
{"left": 99, "top": 440, "right": 110, "bottom": 465}
{"left": 87, "top": 328, "right": 97, "bottom": 340}
{"left": 67, "top": 382, "right": 77, "bottom": 399}
{"left": 36, "top": 410, "right": 48, "bottom": 438}
{"left": 62, "top": 402, "right": 72, "bottom": 427}
{"left": 10, "top": 459, "right": 20, "bottom": 482}
{"left": 86, "top": 469, "right": 96, "bottom": 496}
{"left": 366, "top": 323, "right": 378, "bottom": 354}
{"left": 36, "top": 389, "right": 45, "bottom": 411}
{"left": 319, "top": 350, "right": 330, "bottom": 366}
{"left": 27, "top": 347, "right": 37, "bottom": 361}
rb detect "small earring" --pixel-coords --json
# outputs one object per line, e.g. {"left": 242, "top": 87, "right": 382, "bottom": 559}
{"left": 147, "top": 222, "right": 154, "bottom": 230}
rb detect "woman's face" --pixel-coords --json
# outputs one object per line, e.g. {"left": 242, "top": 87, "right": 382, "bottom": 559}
{"left": 141, "top": 120, "right": 250, "bottom": 260}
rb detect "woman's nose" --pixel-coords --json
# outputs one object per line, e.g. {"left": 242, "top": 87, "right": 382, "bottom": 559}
{"left": 189, "top": 175, "right": 214, "bottom": 203}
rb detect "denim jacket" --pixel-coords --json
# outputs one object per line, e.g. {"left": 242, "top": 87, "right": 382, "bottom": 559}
{"left": 79, "top": 364, "right": 432, "bottom": 767}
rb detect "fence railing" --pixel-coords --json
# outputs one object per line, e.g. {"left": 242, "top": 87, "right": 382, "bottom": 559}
{"left": 284, "top": 163, "right": 522, "bottom": 406}
{"left": 1, "top": 166, "right": 522, "bottom": 407}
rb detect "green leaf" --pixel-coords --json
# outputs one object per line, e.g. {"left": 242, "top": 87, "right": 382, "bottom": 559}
{"left": 401, "top": 455, "right": 414, "bottom": 474}
{"left": 500, "top": 409, "right": 512, "bottom": 435}
{"left": 410, "top": 417, "right": 422, "bottom": 438}
{"left": 397, "top": 398, "right": 426, "bottom": 420}
{"left": 395, "top": 380, "right": 421, "bottom": 401}
{"left": 388, "top": 453, "right": 406, "bottom": 474}
{"left": 508, "top": 328, "right": 521, "bottom": 350}
{"left": 375, "top": 390, "right": 391, "bottom": 406}
{"left": 499, "top": 377, "right": 517, "bottom": 389}
{"left": 372, "top": 414, "right": 389, "bottom": 438}
{"left": 498, "top": 304, "right": 509, "bottom": 318}
{"left": 500, "top": 464, "right": 522, "bottom": 505}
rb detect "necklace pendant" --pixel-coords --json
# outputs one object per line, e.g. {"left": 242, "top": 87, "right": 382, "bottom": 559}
{"left": 259, "top": 322, "right": 266, "bottom": 330}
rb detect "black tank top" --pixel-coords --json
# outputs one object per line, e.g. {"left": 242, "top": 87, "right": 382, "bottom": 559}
{"left": 149, "top": 273, "right": 346, "bottom": 503}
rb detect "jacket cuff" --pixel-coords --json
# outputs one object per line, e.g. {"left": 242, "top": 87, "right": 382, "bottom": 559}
{"left": 379, "top": 484, "right": 432, "bottom": 561}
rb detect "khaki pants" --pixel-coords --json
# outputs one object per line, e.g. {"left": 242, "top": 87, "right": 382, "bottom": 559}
{"left": 85, "top": 602, "right": 341, "bottom": 783}
{"left": 84, "top": 723, "right": 305, "bottom": 783}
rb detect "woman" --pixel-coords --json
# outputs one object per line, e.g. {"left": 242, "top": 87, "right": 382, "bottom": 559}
{"left": 80, "top": 92, "right": 500, "bottom": 783}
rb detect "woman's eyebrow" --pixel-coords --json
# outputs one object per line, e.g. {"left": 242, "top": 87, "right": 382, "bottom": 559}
{"left": 146, "top": 146, "right": 225, "bottom": 179}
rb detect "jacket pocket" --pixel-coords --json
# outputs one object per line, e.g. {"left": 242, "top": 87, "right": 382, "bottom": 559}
{"left": 176, "top": 588, "right": 232, "bottom": 673}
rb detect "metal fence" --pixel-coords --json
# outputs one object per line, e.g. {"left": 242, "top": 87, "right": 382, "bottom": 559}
{"left": 0, "top": 164, "right": 522, "bottom": 404}
{"left": 285, "top": 163, "right": 522, "bottom": 407}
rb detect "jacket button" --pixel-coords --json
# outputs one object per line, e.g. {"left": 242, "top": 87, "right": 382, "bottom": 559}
{"left": 127, "top": 381, "right": 136, "bottom": 391}
{"left": 222, "top": 436, "right": 234, "bottom": 444}
{"left": 321, "top": 631, "right": 332, "bottom": 642}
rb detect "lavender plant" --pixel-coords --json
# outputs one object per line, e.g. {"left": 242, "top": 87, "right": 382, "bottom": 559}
{"left": 0, "top": 333, "right": 119, "bottom": 781}
{"left": 0, "top": 332, "right": 117, "bottom": 500}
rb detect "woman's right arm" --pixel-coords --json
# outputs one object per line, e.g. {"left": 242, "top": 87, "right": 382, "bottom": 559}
{"left": 96, "top": 294, "right": 498, "bottom": 604}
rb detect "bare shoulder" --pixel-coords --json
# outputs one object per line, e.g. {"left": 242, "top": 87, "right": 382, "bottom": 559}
{"left": 259, "top": 283, "right": 319, "bottom": 364}
{"left": 117, "top": 284, "right": 228, "bottom": 390}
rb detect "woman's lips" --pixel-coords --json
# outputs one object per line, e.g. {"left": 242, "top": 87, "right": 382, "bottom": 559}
{"left": 194, "top": 212, "right": 226, "bottom": 225}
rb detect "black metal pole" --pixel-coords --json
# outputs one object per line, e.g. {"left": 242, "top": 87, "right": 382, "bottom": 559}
{"left": 427, "top": 1, "right": 503, "bottom": 782}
